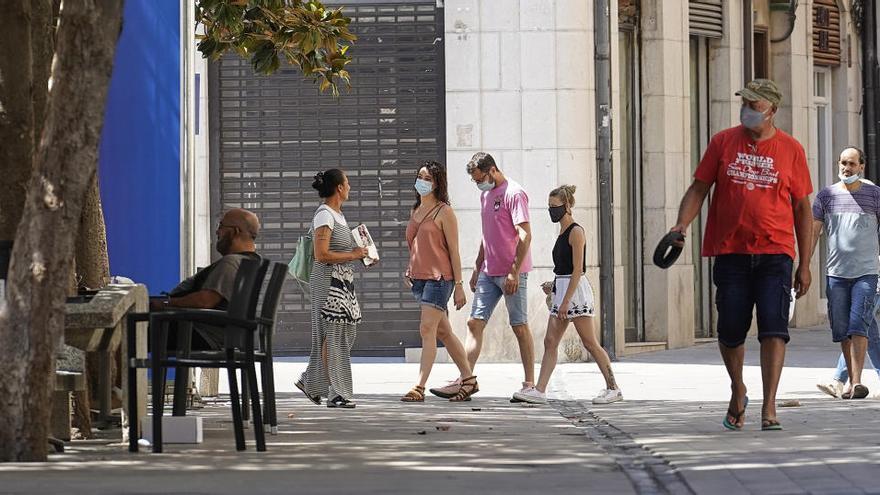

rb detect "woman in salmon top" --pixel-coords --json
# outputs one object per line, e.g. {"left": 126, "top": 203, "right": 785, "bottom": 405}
{"left": 400, "top": 161, "right": 478, "bottom": 402}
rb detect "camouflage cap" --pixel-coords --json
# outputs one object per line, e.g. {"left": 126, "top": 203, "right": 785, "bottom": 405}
{"left": 735, "top": 79, "right": 782, "bottom": 106}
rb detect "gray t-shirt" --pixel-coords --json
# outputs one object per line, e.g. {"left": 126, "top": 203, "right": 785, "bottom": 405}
{"left": 168, "top": 252, "right": 260, "bottom": 347}
{"left": 813, "top": 182, "right": 880, "bottom": 278}
{"left": 170, "top": 253, "right": 258, "bottom": 308}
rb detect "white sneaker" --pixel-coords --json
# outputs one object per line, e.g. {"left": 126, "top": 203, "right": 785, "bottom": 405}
{"left": 816, "top": 380, "right": 844, "bottom": 399}
{"left": 510, "top": 382, "right": 536, "bottom": 402}
{"left": 512, "top": 387, "right": 547, "bottom": 404}
{"left": 592, "top": 388, "right": 622, "bottom": 404}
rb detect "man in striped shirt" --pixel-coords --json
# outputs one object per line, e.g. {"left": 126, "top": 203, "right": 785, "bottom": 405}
{"left": 811, "top": 146, "right": 880, "bottom": 399}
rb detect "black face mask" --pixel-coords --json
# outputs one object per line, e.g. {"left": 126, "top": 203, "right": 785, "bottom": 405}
{"left": 548, "top": 205, "right": 567, "bottom": 223}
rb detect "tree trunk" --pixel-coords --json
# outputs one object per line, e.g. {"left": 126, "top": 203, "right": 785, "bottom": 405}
{"left": 30, "top": 0, "right": 55, "bottom": 147}
{"left": 72, "top": 173, "right": 112, "bottom": 437}
{"left": 76, "top": 173, "right": 111, "bottom": 289}
{"left": 0, "top": 0, "right": 35, "bottom": 242}
{"left": 0, "top": 0, "right": 123, "bottom": 462}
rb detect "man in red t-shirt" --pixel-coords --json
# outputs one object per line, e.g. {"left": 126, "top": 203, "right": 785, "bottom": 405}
{"left": 669, "top": 79, "right": 813, "bottom": 431}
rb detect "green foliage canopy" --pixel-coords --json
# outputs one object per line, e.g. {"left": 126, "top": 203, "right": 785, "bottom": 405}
{"left": 196, "top": 0, "right": 356, "bottom": 95}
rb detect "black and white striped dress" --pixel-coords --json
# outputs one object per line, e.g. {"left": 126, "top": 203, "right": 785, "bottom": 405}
{"left": 298, "top": 207, "right": 361, "bottom": 400}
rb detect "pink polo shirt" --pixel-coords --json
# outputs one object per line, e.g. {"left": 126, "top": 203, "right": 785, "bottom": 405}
{"left": 480, "top": 179, "right": 532, "bottom": 276}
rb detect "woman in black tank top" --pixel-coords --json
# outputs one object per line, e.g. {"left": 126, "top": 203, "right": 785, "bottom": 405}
{"left": 512, "top": 185, "right": 623, "bottom": 405}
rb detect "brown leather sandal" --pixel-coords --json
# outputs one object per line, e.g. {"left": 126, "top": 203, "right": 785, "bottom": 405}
{"left": 449, "top": 376, "right": 479, "bottom": 402}
{"left": 400, "top": 385, "right": 425, "bottom": 402}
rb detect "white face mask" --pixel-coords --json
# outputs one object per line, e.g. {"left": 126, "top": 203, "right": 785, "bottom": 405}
{"left": 839, "top": 173, "right": 860, "bottom": 185}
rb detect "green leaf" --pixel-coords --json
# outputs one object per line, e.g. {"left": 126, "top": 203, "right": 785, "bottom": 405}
{"left": 195, "top": 0, "right": 355, "bottom": 93}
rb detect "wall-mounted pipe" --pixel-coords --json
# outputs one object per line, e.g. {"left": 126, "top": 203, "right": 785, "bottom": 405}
{"left": 770, "top": 0, "right": 798, "bottom": 43}
{"left": 744, "top": 0, "right": 754, "bottom": 81}
{"left": 863, "top": 0, "right": 879, "bottom": 181}
{"left": 594, "top": 0, "right": 615, "bottom": 359}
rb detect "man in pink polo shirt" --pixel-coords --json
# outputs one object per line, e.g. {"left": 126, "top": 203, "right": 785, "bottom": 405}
{"left": 429, "top": 152, "right": 535, "bottom": 401}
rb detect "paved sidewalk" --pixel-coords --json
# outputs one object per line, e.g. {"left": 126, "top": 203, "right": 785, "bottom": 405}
{"left": 551, "top": 326, "right": 880, "bottom": 494}
{"left": 2, "top": 326, "right": 879, "bottom": 494}
{"left": 0, "top": 375, "right": 633, "bottom": 494}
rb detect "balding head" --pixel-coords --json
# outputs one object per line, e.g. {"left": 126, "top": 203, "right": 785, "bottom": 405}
{"left": 216, "top": 208, "right": 260, "bottom": 256}
{"left": 221, "top": 208, "right": 260, "bottom": 240}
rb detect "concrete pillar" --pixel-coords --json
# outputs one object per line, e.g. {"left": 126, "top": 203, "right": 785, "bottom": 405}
{"left": 639, "top": 0, "right": 696, "bottom": 349}
{"left": 709, "top": 0, "right": 746, "bottom": 134}
{"left": 770, "top": 0, "right": 823, "bottom": 327}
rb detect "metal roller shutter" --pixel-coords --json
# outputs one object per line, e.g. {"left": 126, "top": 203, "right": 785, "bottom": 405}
{"left": 209, "top": 1, "right": 445, "bottom": 356}
{"left": 689, "top": 0, "right": 723, "bottom": 38}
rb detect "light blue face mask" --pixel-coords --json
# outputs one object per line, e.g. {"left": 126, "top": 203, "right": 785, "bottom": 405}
{"left": 414, "top": 178, "right": 434, "bottom": 196}
{"left": 839, "top": 173, "right": 861, "bottom": 185}
{"left": 740, "top": 105, "right": 768, "bottom": 130}
{"left": 476, "top": 178, "right": 495, "bottom": 192}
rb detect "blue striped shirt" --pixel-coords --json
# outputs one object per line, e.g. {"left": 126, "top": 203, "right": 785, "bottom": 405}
{"left": 813, "top": 181, "right": 880, "bottom": 278}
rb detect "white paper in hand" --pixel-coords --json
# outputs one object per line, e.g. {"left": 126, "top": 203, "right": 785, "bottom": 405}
{"left": 352, "top": 224, "right": 379, "bottom": 267}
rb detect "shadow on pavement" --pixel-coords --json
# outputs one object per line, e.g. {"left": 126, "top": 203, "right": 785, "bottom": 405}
{"left": 584, "top": 397, "right": 880, "bottom": 494}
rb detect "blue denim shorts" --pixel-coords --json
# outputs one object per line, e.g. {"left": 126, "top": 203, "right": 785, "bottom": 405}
{"left": 826, "top": 274, "right": 879, "bottom": 343}
{"left": 411, "top": 279, "right": 454, "bottom": 311}
{"left": 470, "top": 272, "right": 529, "bottom": 326}
{"left": 713, "top": 254, "right": 793, "bottom": 347}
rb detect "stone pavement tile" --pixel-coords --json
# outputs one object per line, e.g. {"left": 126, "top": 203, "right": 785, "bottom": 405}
{"left": 728, "top": 467, "right": 803, "bottom": 494}
{"left": 781, "top": 464, "right": 860, "bottom": 493}
{"left": 675, "top": 468, "right": 749, "bottom": 495}
{"left": 829, "top": 463, "right": 880, "bottom": 493}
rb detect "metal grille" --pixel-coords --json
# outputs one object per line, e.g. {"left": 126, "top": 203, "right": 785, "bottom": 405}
{"left": 209, "top": 1, "right": 445, "bottom": 356}
{"left": 689, "top": 0, "right": 723, "bottom": 39}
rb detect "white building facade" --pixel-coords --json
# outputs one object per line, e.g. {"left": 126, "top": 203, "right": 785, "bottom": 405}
{"left": 186, "top": 0, "right": 865, "bottom": 360}
{"left": 442, "top": 0, "right": 864, "bottom": 361}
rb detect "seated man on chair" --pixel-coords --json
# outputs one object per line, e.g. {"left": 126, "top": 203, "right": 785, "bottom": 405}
{"left": 149, "top": 208, "right": 261, "bottom": 349}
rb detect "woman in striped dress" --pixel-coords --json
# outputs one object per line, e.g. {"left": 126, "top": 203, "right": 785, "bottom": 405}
{"left": 295, "top": 169, "right": 368, "bottom": 408}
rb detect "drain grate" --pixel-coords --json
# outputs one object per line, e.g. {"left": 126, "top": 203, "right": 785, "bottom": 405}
{"left": 553, "top": 400, "right": 695, "bottom": 495}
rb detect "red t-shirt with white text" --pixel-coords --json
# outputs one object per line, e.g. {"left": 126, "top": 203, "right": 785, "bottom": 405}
{"left": 694, "top": 126, "right": 812, "bottom": 259}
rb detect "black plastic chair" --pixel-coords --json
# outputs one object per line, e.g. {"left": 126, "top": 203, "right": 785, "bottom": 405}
{"left": 240, "top": 262, "right": 286, "bottom": 434}
{"left": 173, "top": 259, "right": 269, "bottom": 418}
{"left": 127, "top": 257, "right": 268, "bottom": 453}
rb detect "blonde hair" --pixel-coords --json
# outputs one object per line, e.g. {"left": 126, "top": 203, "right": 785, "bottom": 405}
{"left": 549, "top": 184, "right": 577, "bottom": 208}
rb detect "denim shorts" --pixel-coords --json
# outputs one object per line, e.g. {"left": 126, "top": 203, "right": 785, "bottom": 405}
{"left": 411, "top": 279, "right": 454, "bottom": 311}
{"left": 826, "top": 274, "right": 879, "bottom": 343}
{"left": 470, "top": 272, "right": 529, "bottom": 326}
{"left": 713, "top": 254, "right": 793, "bottom": 347}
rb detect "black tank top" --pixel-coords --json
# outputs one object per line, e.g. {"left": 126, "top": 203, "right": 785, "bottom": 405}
{"left": 552, "top": 223, "right": 586, "bottom": 275}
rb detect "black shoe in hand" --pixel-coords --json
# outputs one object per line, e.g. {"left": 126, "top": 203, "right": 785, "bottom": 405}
{"left": 327, "top": 396, "right": 356, "bottom": 409}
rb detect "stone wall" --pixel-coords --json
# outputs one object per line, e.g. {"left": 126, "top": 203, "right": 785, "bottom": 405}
{"left": 443, "top": 0, "right": 614, "bottom": 363}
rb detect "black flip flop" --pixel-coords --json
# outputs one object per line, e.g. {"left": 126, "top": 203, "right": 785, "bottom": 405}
{"left": 852, "top": 384, "right": 869, "bottom": 399}
{"left": 653, "top": 232, "right": 685, "bottom": 269}
{"left": 761, "top": 418, "right": 783, "bottom": 431}
{"left": 722, "top": 395, "right": 749, "bottom": 430}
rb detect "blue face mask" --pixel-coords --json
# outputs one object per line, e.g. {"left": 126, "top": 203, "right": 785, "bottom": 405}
{"left": 476, "top": 178, "right": 495, "bottom": 192}
{"left": 839, "top": 173, "right": 860, "bottom": 185}
{"left": 740, "top": 105, "right": 768, "bottom": 130}
{"left": 414, "top": 178, "right": 434, "bottom": 196}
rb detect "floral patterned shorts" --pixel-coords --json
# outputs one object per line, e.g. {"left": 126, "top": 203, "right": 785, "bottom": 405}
{"left": 550, "top": 275, "right": 595, "bottom": 319}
